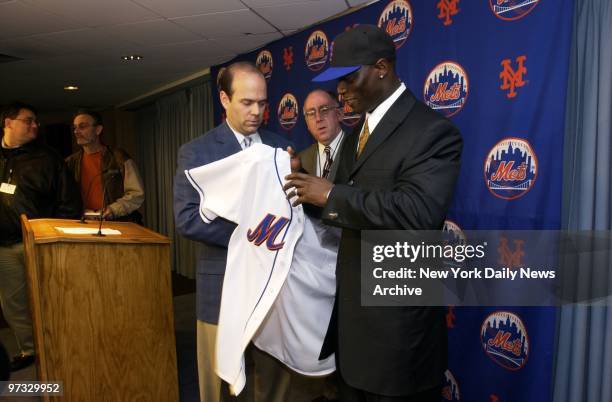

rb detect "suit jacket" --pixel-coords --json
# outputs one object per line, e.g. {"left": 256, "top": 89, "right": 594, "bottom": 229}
{"left": 173, "top": 122, "right": 292, "bottom": 324}
{"left": 320, "top": 89, "right": 463, "bottom": 396}
{"left": 298, "top": 133, "right": 345, "bottom": 181}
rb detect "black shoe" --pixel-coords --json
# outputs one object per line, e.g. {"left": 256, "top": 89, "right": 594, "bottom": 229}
{"left": 10, "top": 353, "right": 35, "bottom": 372}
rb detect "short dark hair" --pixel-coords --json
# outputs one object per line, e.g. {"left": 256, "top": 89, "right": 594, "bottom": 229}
{"left": 217, "top": 61, "right": 264, "bottom": 99}
{"left": 1, "top": 102, "right": 37, "bottom": 128}
{"left": 74, "top": 109, "right": 103, "bottom": 126}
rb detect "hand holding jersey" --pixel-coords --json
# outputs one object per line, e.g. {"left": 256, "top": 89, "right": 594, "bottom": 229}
{"left": 185, "top": 143, "right": 336, "bottom": 395}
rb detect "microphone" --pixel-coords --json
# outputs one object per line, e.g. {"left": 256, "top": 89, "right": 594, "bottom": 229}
{"left": 78, "top": 168, "right": 119, "bottom": 223}
{"left": 94, "top": 169, "right": 120, "bottom": 237}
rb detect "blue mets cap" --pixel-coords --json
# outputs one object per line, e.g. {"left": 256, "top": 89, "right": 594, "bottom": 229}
{"left": 312, "top": 25, "right": 396, "bottom": 82}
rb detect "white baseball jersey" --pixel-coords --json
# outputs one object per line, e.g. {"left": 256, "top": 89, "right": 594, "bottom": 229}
{"left": 185, "top": 143, "right": 336, "bottom": 395}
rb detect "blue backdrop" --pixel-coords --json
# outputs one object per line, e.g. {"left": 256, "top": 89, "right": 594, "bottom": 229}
{"left": 211, "top": 1, "right": 573, "bottom": 401}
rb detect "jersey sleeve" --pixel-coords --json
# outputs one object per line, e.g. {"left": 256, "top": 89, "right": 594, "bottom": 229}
{"left": 185, "top": 147, "right": 251, "bottom": 224}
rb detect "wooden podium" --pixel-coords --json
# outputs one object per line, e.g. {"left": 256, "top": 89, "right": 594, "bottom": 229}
{"left": 21, "top": 217, "right": 179, "bottom": 402}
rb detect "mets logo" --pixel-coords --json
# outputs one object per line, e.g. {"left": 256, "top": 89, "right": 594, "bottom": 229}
{"left": 500, "top": 55, "right": 527, "bottom": 98}
{"left": 341, "top": 102, "right": 361, "bottom": 127}
{"left": 424, "top": 62, "right": 469, "bottom": 118}
{"left": 446, "top": 305, "right": 456, "bottom": 329}
{"left": 247, "top": 213, "right": 289, "bottom": 251}
{"left": 283, "top": 46, "right": 293, "bottom": 71}
{"left": 484, "top": 138, "right": 537, "bottom": 200}
{"left": 498, "top": 236, "right": 525, "bottom": 269}
{"left": 277, "top": 93, "right": 299, "bottom": 131}
{"left": 443, "top": 220, "right": 466, "bottom": 245}
{"left": 305, "top": 30, "right": 329, "bottom": 72}
{"left": 442, "top": 369, "right": 460, "bottom": 401}
{"left": 490, "top": 0, "right": 540, "bottom": 21}
{"left": 437, "top": 0, "right": 460, "bottom": 26}
{"left": 378, "top": 0, "right": 413, "bottom": 49}
{"left": 256, "top": 50, "right": 273, "bottom": 80}
{"left": 481, "top": 311, "right": 529, "bottom": 370}
{"left": 442, "top": 220, "right": 466, "bottom": 268}
{"left": 262, "top": 103, "right": 270, "bottom": 126}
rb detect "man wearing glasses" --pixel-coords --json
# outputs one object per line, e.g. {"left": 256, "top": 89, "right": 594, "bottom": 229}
{"left": 299, "top": 89, "right": 346, "bottom": 182}
{"left": 0, "top": 102, "right": 82, "bottom": 371}
{"left": 299, "top": 88, "right": 345, "bottom": 402}
{"left": 66, "top": 110, "right": 144, "bottom": 223}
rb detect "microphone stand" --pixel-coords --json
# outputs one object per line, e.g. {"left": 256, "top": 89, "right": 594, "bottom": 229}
{"left": 94, "top": 172, "right": 109, "bottom": 237}
{"left": 78, "top": 167, "right": 117, "bottom": 224}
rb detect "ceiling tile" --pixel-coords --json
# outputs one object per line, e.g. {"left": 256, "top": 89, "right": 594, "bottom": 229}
{"left": 0, "top": 37, "right": 73, "bottom": 59}
{"left": 209, "top": 32, "right": 282, "bottom": 54}
{"left": 0, "top": 1, "right": 81, "bottom": 38}
{"left": 22, "top": 0, "right": 160, "bottom": 27}
{"left": 97, "top": 19, "right": 203, "bottom": 47}
{"left": 130, "top": 0, "right": 247, "bottom": 19}
{"left": 347, "top": 0, "right": 375, "bottom": 6}
{"left": 243, "top": 0, "right": 321, "bottom": 6}
{"left": 29, "top": 28, "right": 140, "bottom": 54}
{"left": 171, "top": 9, "right": 276, "bottom": 38}
{"left": 253, "top": 0, "right": 346, "bottom": 30}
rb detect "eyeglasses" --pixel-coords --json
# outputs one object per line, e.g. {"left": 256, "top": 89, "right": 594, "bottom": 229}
{"left": 72, "top": 122, "right": 97, "bottom": 131}
{"left": 14, "top": 117, "right": 39, "bottom": 126}
{"left": 304, "top": 105, "right": 339, "bottom": 120}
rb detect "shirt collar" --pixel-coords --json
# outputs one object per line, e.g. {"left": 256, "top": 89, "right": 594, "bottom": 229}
{"left": 364, "top": 82, "right": 406, "bottom": 135}
{"left": 317, "top": 129, "right": 344, "bottom": 155}
{"left": 226, "top": 120, "right": 261, "bottom": 148}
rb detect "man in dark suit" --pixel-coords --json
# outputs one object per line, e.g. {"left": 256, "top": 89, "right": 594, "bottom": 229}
{"left": 174, "top": 61, "right": 293, "bottom": 402}
{"left": 285, "top": 25, "right": 463, "bottom": 402}
{"left": 300, "top": 89, "right": 345, "bottom": 402}
{"left": 299, "top": 89, "right": 345, "bottom": 182}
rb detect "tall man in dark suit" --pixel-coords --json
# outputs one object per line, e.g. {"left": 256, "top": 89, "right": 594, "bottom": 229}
{"left": 299, "top": 89, "right": 345, "bottom": 182}
{"left": 285, "top": 26, "right": 463, "bottom": 402}
{"left": 174, "top": 62, "right": 293, "bottom": 402}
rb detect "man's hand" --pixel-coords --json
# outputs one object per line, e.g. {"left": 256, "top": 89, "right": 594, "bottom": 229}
{"left": 284, "top": 172, "right": 332, "bottom": 207}
{"left": 286, "top": 146, "right": 302, "bottom": 172}
{"left": 102, "top": 207, "right": 114, "bottom": 220}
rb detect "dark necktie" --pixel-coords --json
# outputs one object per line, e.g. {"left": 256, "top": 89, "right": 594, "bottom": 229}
{"left": 322, "top": 145, "right": 332, "bottom": 179}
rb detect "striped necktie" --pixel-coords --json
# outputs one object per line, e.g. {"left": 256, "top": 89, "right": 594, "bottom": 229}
{"left": 242, "top": 136, "right": 253, "bottom": 149}
{"left": 322, "top": 145, "right": 332, "bottom": 178}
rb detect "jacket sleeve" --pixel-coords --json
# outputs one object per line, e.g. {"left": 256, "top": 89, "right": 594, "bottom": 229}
{"left": 173, "top": 142, "right": 235, "bottom": 247}
{"left": 54, "top": 159, "right": 83, "bottom": 219}
{"left": 322, "top": 122, "right": 463, "bottom": 231}
{"left": 107, "top": 159, "right": 145, "bottom": 217}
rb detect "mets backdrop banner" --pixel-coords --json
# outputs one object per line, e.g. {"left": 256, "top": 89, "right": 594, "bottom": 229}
{"left": 211, "top": 1, "right": 574, "bottom": 401}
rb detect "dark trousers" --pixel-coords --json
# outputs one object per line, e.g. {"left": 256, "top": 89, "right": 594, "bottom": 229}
{"left": 338, "top": 377, "right": 441, "bottom": 402}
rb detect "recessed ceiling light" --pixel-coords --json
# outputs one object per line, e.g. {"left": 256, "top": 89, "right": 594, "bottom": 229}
{"left": 121, "top": 55, "right": 143, "bottom": 61}
{"left": 64, "top": 85, "right": 79, "bottom": 91}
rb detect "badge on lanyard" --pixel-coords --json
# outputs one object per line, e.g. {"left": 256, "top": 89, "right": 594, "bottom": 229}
{"left": 1, "top": 168, "right": 16, "bottom": 194}
{"left": 0, "top": 182, "right": 16, "bottom": 194}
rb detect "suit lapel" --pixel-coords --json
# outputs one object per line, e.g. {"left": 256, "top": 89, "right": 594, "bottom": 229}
{"left": 327, "top": 133, "right": 345, "bottom": 182}
{"left": 350, "top": 90, "right": 417, "bottom": 176}
{"left": 301, "top": 144, "right": 317, "bottom": 176}
{"left": 334, "top": 129, "right": 359, "bottom": 183}
{"left": 214, "top": 122, "right": 243, "bottom": 158}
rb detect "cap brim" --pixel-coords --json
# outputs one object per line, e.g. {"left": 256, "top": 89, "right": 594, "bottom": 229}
{"left": 312, "top": 66, "right": 360, "bottom": 82}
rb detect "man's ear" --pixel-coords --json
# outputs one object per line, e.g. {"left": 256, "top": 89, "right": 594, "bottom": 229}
{"left": 374, "top": 58, "right": 391, "bottom": 79}
{"left": 220, "top": 90, "right": 231, "bottom": 110}
{"left": 95, "top": 125, "right": 103, "bottom": 137}
{"left": 335, "top": 104, "right": 344, "bottom": 120}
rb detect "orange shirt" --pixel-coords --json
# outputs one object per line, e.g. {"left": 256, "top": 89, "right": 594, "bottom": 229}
{"left": 80, "top": 151, "right": 103, "bottom": 210}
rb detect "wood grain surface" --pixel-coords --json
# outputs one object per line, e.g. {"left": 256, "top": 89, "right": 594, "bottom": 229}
{"left": 21, "top": 217, "right": 179, "bottom": 402}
